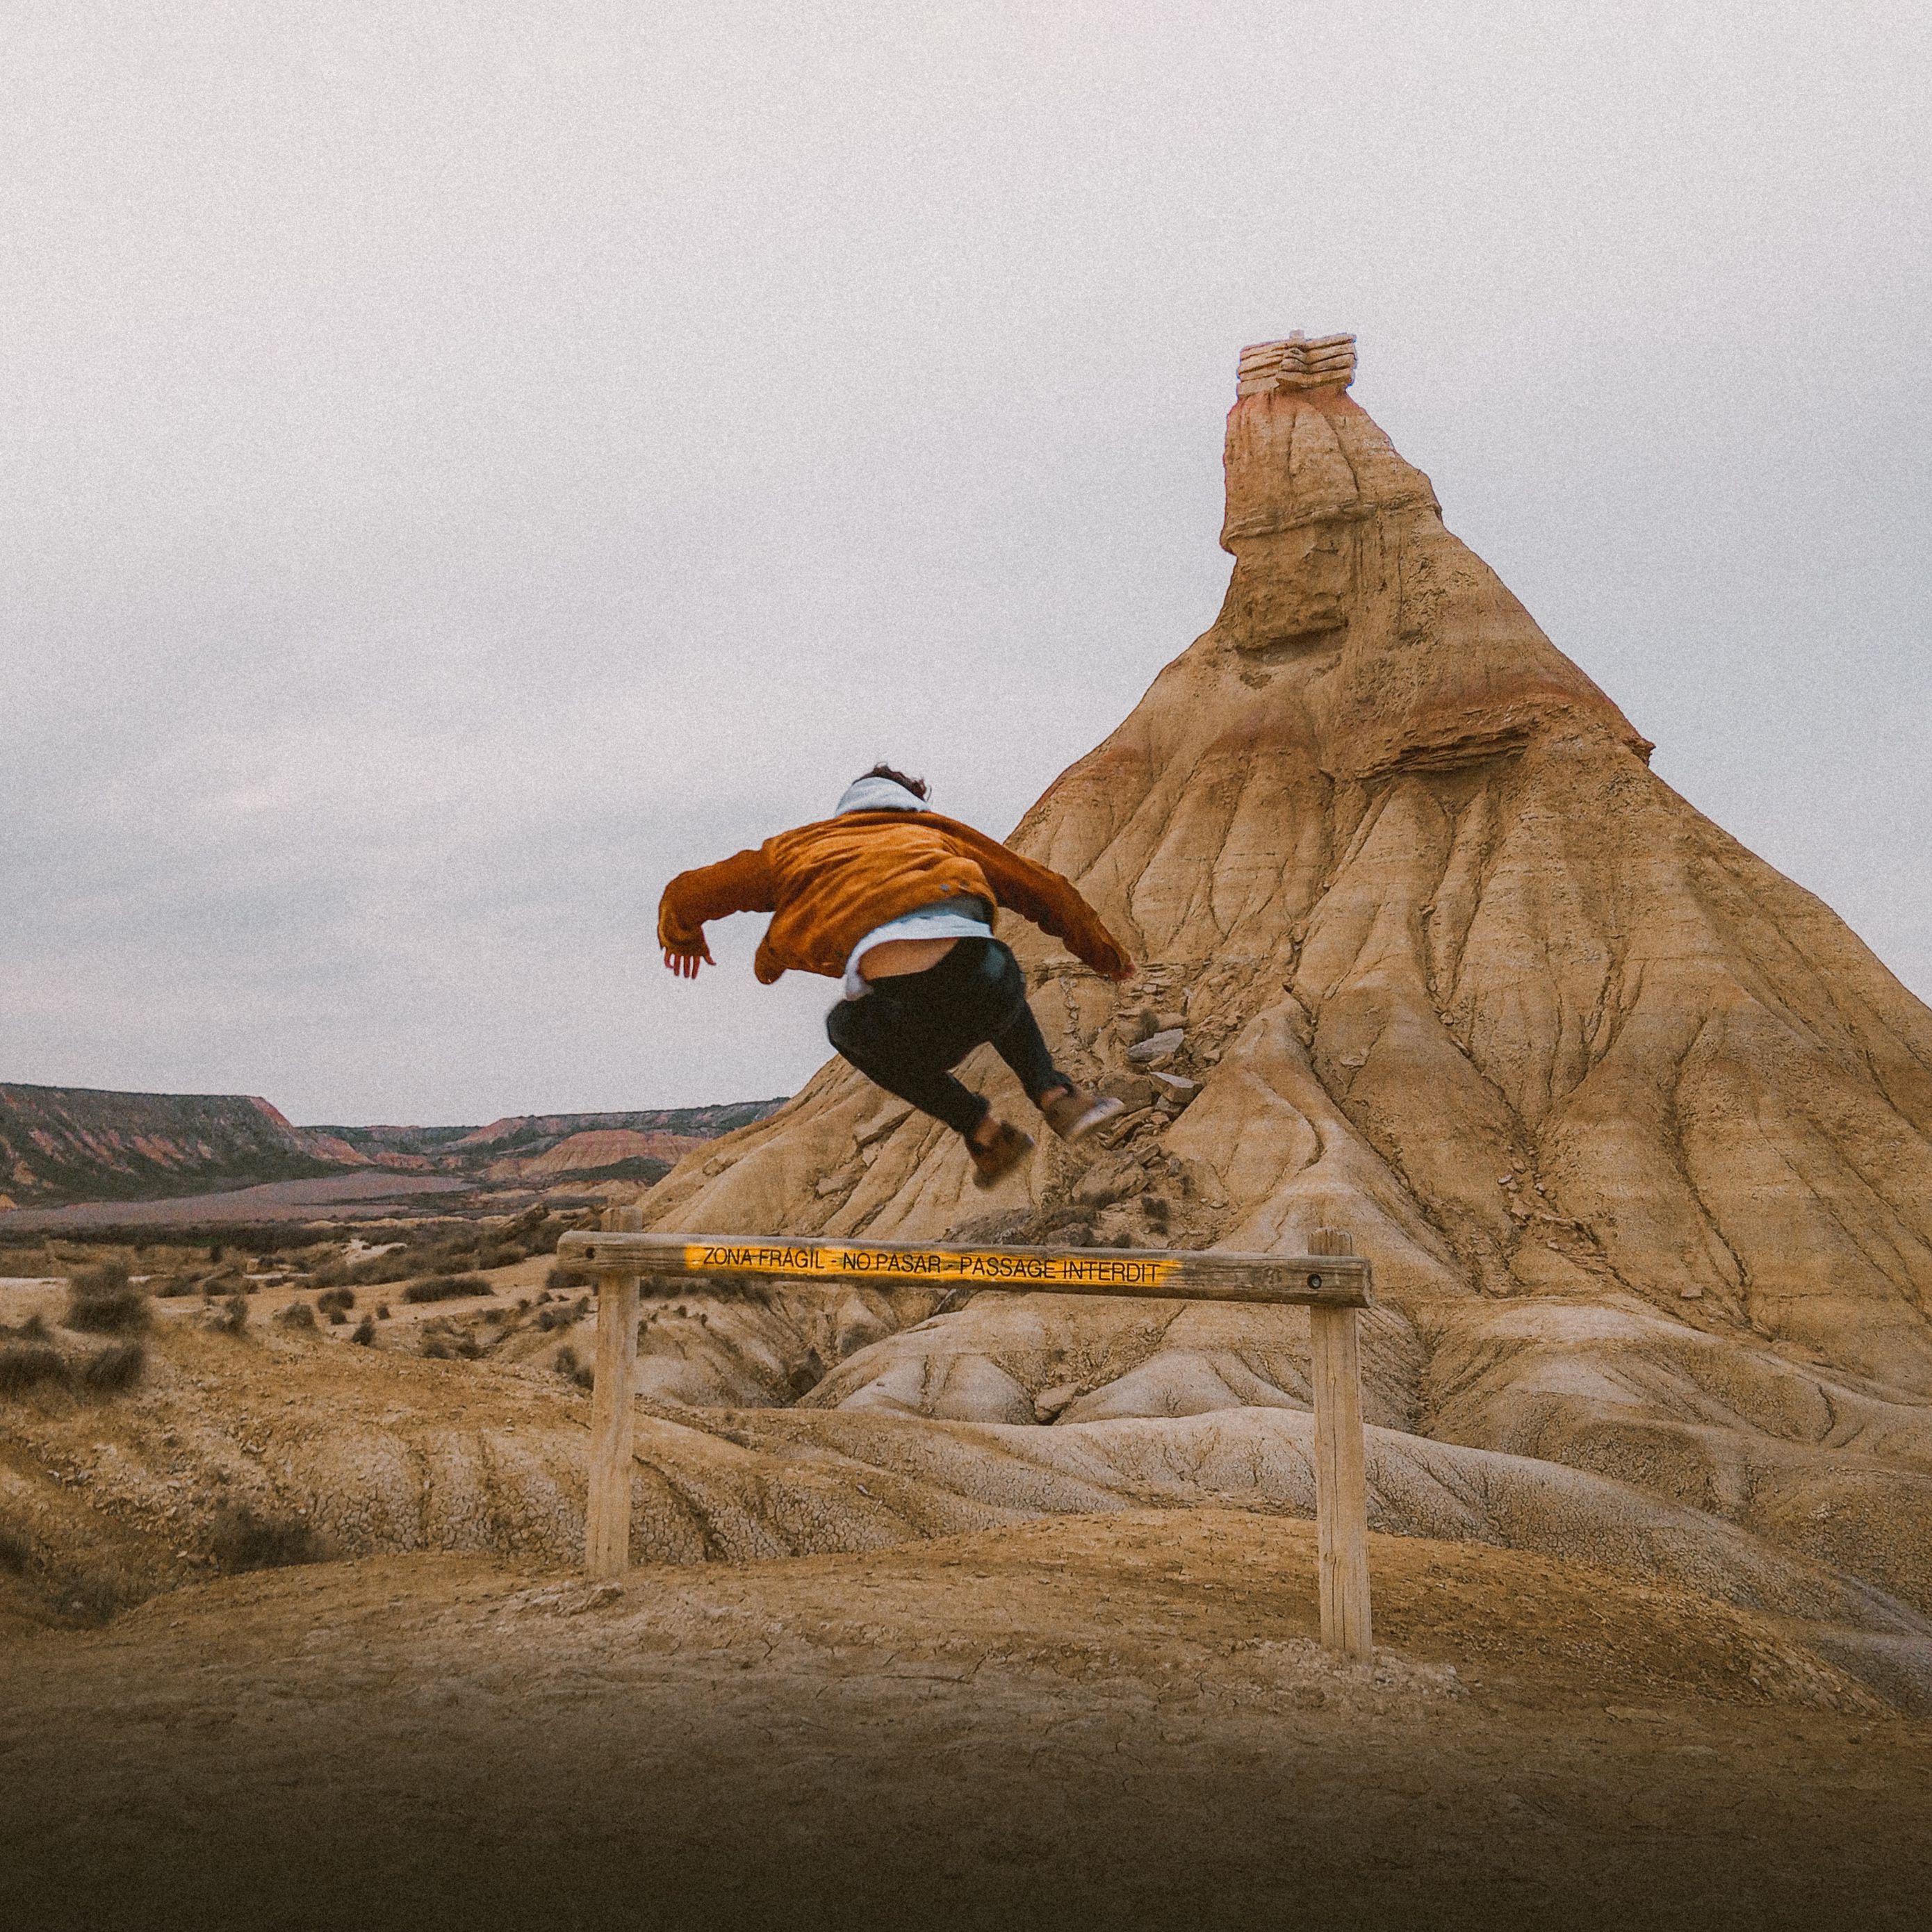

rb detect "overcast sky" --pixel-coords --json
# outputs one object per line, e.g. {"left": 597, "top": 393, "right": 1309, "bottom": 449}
{"left": 4, "top": 1, "right": 1926, "bottom": 1126}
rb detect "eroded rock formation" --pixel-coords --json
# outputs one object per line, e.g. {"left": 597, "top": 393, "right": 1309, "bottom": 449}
{"left": 626, "top": 339, "right": 1932, "bottom": 1670}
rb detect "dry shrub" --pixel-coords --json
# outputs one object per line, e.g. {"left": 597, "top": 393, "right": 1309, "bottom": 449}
{"left": 552, "top": 1345, "right": 593, "bottom": 1390}
{"left": 80, "top": 1341, "right": 145, "bottom": 1393}
{"left": 65, "top": 1262, "right": 150, "bottom": 1335}
{"left": 350, "top": 1316, "right": 375, "bottom": 1346}
{"left": 56, "top": 1574, "right": 124, "bottom": 1625}
{"left": 534, "top": 1304, "right": 578, "bottom": 1332}
{"left": 316, "top": 1287, "right": 355, "bottom": 1316}
{"left": 208, "top": 1504, "right": 322, "bottom": 1573}
{"left": 207, "top": 1293, "right": 249, "bottom": 1336}
{"left": 546, "top": 1264, "right": 592, "bottom": 1293}
{"left": 0, "top": 1343, "right": 70, "bottom": 1398}
{"left": 274, "top": 1300, "right": 318, "bottom": 1333}
{"left": 418, "top": 1317, "right": 482, "bottom": 1361}
{"left": 402, "top": 1275, "right": 491, "bottom": 1304}
{"left": 0, "top": 1523, "right": 31, "bottom": 1573}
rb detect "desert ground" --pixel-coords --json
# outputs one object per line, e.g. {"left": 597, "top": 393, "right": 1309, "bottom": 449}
{"left": 5, "top": 1282, "right": 1931, "bottom": 1931}
{"left": 7, "top": 1513, "right": 1931, "bottom": 1931}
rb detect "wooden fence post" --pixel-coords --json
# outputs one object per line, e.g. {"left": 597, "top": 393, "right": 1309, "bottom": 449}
{"left": 1308, "top": 1225, "right": 1373, "bottom": 1659}
{"left": 584, "top": 1204, "right": 642, "bottom": 1582}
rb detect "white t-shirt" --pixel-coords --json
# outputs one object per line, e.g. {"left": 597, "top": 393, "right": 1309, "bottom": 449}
{"left": 841, "top": 895, "right": 994, "bottom": 1001}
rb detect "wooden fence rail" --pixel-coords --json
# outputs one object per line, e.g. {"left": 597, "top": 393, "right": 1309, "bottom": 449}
{"left": 558, "top": 1220, "right": 1375, "bottom": 1658}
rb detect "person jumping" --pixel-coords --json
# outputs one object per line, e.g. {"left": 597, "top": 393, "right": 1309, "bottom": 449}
{"left": 657, "top": 764, "right": 1134, "bottom": 1188}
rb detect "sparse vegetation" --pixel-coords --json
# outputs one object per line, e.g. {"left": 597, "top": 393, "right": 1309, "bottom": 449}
{"left": 79, "top": 1341, "right": 145, "bottom": 1393}
{"left": 54, "top": 1573, "right": 124, "bottom": 1625}
{"left": 545, "top": 1264, "right": 592, "bottom": 1292}
{"left": 208, "top": 1293, "right": 249, "bottom": 1336}
{"left": 1, "top": 1332, "right": 145, "bottom": 1398}
{"left": 402, "top": 1275, "right": 492, "bottom": 1304}
{"left": 316, "top": 1287, "right": 355, "bottom": 1317}
{"left": 207, "top": 1504, "right": 322, "bottom": 1573}
{"left": 0, "top": 1523, "right": 30, "bottom": 1573}
{"left": 0, "top": 1343, "right": 69, "bottom": 1397}
{"left": 302, "top": 1206, "right": 586, "bottom": 1292}
{"left": 350, "top": 1316, "right": 376, "bottom": 1345}
{"left": 420, "top": 1325, "right": 483, "bottom": 1361}
{"left": 552, "top": 1344, "right": 593, "bottom": 1389}
{"left": 275, "top": 1300, "right": 318, "bottom": 1332}
{"left": 64, "top": 1261, "right": 151, "bottom": 1334}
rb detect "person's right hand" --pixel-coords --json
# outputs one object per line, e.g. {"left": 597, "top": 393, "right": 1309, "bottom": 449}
{"left": 662, "top": 943, "right": 713, "bottom": 979}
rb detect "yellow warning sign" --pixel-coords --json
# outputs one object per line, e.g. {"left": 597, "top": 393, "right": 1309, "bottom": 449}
{"left": 681, "top": 1241, "right": 1182, "bottom": 1291}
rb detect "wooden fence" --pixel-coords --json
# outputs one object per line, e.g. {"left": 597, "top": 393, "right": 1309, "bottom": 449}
{"left": 557, "top": 1217, "right": 1375, "bottom": 1658}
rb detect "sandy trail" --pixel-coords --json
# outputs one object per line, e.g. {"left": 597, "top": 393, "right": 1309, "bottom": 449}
{"left": 4, "top": 1509, "right": 1927, "bottom": 1932}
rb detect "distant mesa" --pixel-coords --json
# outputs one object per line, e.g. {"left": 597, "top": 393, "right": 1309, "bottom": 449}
{"left": 0, "top": 1084, "right": 346, "bottom": 1212}
{"left": 0, "top": 1084, "right": 787, "bottom": 1214}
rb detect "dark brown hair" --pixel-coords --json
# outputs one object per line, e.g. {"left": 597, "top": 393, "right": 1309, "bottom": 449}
{"left": 860, "top": 762, "right": 928, "bottom": 799}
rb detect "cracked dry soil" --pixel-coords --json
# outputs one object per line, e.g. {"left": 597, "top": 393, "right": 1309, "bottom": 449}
{"left": 4, "top": 1510, "right": 1929, "bottom": 1932}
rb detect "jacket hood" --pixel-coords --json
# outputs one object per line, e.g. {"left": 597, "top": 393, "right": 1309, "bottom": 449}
{"left": 834, "top": 775, "right": 930, "bottom": 816}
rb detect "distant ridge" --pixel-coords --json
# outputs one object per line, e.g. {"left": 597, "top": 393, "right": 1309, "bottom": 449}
{"left": 0, "top": 1083, "right": 343, "bottom": 1208}
{"left": 0, "top": 1085, "right": 789, "bottom": 1209}
{"left": 309, "top": 1102, "right": 787, "bottom": 1159}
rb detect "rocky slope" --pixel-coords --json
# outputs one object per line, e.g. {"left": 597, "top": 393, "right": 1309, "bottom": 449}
{"left": 622, "top": 335, "right": 1932, "bottom": 1650}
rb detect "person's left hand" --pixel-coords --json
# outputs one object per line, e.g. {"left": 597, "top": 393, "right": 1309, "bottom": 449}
{"left": 662, "top": 943, "right": 713, "bottom": 979}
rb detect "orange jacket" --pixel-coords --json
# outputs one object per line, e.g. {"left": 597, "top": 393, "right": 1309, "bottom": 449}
{"left": 658, "top": 811, "right": 1133, "bottom": 985}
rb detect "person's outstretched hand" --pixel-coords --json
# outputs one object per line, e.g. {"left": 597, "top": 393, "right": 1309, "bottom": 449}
{"left": 662, "top": 943, "right": 713, "bottom": 980}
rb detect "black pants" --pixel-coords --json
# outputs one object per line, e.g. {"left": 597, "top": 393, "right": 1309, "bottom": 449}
{"left": 825, "top": 938, "right": 1069, "bottom": 1138}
